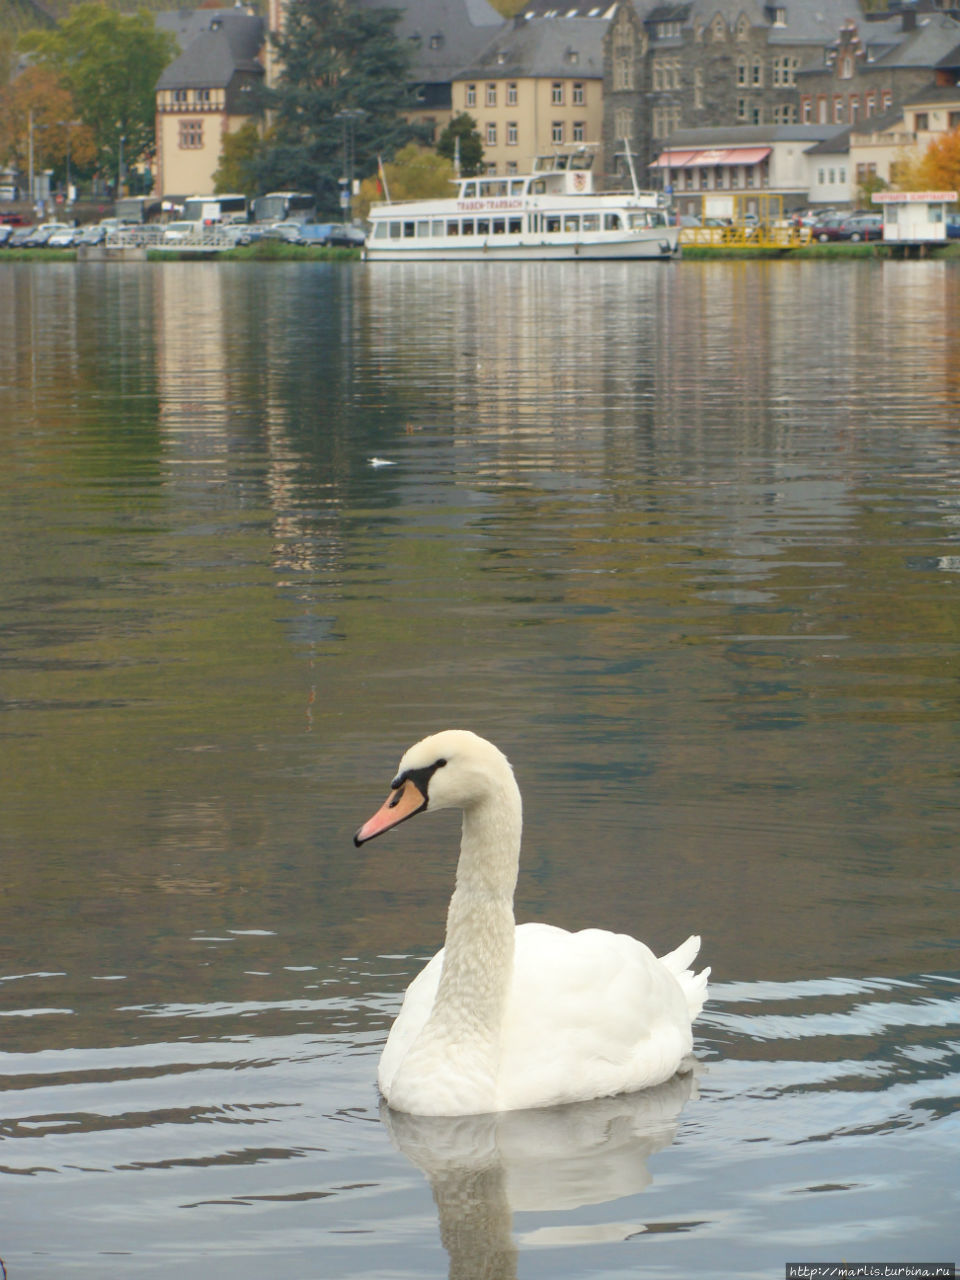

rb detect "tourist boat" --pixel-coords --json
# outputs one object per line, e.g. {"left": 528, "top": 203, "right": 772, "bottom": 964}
{"left": 364, "top": 147, "right": 679, "bottom": 262}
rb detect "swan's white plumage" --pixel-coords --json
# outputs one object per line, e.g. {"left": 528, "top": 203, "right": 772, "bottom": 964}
{"left": 358, "top": 730, "right": 708, "bottom": 1116}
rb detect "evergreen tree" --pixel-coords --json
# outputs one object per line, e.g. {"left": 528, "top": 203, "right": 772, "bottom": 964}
{"left": 260, "top": 0, "right": 417, "bottom": 215}
{"left": 436, "top": 113, "right": 484, "bottom": 177}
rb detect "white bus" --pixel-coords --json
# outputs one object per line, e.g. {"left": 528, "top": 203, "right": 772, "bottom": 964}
{"left": 182, "top": 194, "right": 249, "bottom": 225}
{"left": 251, "top": 191, "right": 317, "bottom": 224}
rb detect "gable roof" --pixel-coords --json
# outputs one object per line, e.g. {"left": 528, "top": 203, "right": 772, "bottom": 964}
{"left": 156, "top": 11, "right": 264, "bottom": 91}
{"left": 355, "top": 0, "right": 507, "bottom": 82}
{"left": 454, "top": 14, "right": 606, "bottom": 78}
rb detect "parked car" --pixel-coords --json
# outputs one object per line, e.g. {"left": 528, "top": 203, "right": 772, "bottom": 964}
{"left": 298, "top": 221, "right": 366, "bottom": 248}
{"left": 946, "top": 213, "right": 960, "bottom": 239}
{"left": 814, "top": 213, "right": 881, "bottom": 243}
{"left": 8, "top": 225, "right": 36, "bottom": 248}
{"left": 162, "top": 220, "right": 200, "bottom": 244}
{"left": 0, "top": 224, "right": 12, "bottom": 247}
{"left": 23, "top": 222, "right": 73, "bottom": 247}
{"left": 842, "top": 213, "right": 882, "bottom": 242}
{"left": 47, "top": 225, "right": 79, "bottom": 248}
{"left": 75, "top": 224, "right": 107, "bottom": 246}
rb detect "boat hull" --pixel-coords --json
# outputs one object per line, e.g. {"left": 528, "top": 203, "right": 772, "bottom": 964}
{"left": 365, "top": 232, "right": 679, "bottom": 262}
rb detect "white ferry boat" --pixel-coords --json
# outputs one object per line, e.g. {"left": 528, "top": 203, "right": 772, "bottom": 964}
{"left": 364, "top": 148, "right": 679, "bottom": 262}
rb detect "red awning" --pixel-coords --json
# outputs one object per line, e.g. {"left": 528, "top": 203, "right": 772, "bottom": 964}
{"left": 650, "top": 150, "right": 698, "bottom": 168}
{"left": 653, "top": 146, "right": 771, "bottom": 169}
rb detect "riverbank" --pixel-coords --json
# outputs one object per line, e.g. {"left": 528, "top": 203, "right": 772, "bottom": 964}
{"left": 2, "top": 240, "right": 958, "bottom": 262}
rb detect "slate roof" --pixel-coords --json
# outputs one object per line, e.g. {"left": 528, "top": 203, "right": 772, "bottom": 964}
{"left": 155, "top": 10, "right": 265, "bottom": 90}
{"left": 355, "top": 0, "right": 507, "bottom": 82}
{"left": 663, "top": 123, "right": 849, "bottom": 146}
{"left": 453, "top": 15, "right": 607, "bottom": 78}
{"left": 519, "top": 0, "right": 865, "bottom": 41}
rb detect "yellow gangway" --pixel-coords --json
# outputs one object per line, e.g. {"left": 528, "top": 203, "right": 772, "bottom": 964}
{"left": 679, "top": 193, "right": 811, "bottom": 249}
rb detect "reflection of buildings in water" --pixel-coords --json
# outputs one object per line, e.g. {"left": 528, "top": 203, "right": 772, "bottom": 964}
{"left": 382, "top": 1070, "right": 695, "bottom": 1279}
{"left": 155, "top": 264, "right": 232, "bottom": 484}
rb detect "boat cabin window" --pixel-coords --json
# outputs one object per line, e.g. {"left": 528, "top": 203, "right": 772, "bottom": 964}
{"left": 462, "top": 183, "right": 476, "bottom": 198}
{"left": 446, "top": 220, "right": 459, "bottom": 236}
{"left": 604, "top": 213, "right": 622, "bottom": 231}
{"left": 479, "top": 180, "right": 508, "bottom": 198}
{"left": 373, "top": 222, "right": 388, "bottom": 239}
{"left": 493, "top": 218, "right": 505, "bottom": 234}
{"left": 389, "top": 221, "right": 402, "bottom": 239}
{"left": 461, "top": 219, "right": 474, "bottom": 235}
{"left": 570, "top": 152, "right": 593, "bottom": 170}
{"left": 416, "top": 220, "right": 430, "bottom": 237}
{"left": 403, "top": 221, "right": 416, "bottom": 237}
{"left": 582, "top": 213, "right": 599, "bottom": 232}
{"left": 564, "top": 215, "right": 580, "bottom": 232}
{"left": 432, "top": 220, "right": 445, "bottom": 236}
{"left": 477, "top": 218, "right": 490, "bottom": 235}
{"left": 545, "top": 215, "right": 561, "bottom": 233}
{"left": 510, "top": 181, "right": 526, "bottom": 196}
{"left": 531, "top": 180, "right": 546, "bottom": 195}
{"left": 509, "top": 217, "right": 523, "bottom": 233}
{"left": 629, "top": 212, "right": 650, "bottom": 229}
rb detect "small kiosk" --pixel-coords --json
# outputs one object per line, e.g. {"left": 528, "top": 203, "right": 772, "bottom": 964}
{"left": 873, "top": 190, "right": 958, "bottom": 248}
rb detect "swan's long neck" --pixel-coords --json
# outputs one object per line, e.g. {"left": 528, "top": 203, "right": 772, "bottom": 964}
{"left": 425, "top": 775, "right": 522, "bottom": 1090}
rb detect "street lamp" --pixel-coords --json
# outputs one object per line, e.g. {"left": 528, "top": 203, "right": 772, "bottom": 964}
{"left": 334, "top": 108, "right": 366, "bottom": 222}
{"left": 117, "top": 133, "right": 125, "bottom": 198}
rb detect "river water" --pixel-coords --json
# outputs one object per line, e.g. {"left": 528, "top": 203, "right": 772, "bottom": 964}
{"left": 1, "top": 258, "right": 958, "bottom": 1278}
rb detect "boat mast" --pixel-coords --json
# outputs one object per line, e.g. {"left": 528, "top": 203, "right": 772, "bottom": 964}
{"left": 622, "top": 137, "right": 640, "bottom": 198}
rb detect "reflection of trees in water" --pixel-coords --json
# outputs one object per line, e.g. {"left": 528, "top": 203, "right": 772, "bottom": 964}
{"left": 383, "top": 1070, "right": 696, "bottom": 1280}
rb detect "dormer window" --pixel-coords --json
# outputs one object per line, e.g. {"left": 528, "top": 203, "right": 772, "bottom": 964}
{"left": 429, "top": 33, "right": 443, "bottom": 49}
{"left": 772, "top": 6, "right": 786, "bottom": 25}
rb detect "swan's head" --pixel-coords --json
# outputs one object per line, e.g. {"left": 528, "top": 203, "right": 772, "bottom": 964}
{"left": 354, "top": 730, "right": 516, "bottom": 846}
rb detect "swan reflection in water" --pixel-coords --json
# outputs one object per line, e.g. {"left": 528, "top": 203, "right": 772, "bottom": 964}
{"left": 381, "top": 1068, "right": 697, "bottom": 1280}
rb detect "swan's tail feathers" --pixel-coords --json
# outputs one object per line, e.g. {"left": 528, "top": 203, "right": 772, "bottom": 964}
{"left": 660, "top": 935, "right": 710, "bottom": 1021}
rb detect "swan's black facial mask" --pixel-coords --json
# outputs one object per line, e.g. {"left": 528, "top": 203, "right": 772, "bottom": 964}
{"left": 353, "top": 759, "right": 447, "bottom": 846}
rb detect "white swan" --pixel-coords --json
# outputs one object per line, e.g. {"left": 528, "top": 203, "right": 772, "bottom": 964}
{"left": 354, "top": 730, "right": 709, "bottom": 1116}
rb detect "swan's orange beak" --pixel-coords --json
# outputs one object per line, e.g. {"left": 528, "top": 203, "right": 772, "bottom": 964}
{"left": 354, "top": 779, "right": 428, "bottom": 846}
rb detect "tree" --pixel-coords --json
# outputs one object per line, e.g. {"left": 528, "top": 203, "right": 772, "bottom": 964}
{"left": 259, "top": 0, "right": 418, "bottom": 215}
{"left": 436, "top": 113, "right": 484, "bottom": 177}
{"left": 0, "top": 65, "right": 97, "bottom": 186}
{"left": 914, "top": 128, "right": 960, "bottom": 199}
{"left": 20, "top": 5, "right": 175, "bottom": 186}
{"left": 354, "top": 143, "right": 456, "bottom": 218}
{"left": 213, "top": 121, "right": 262, "bottom": 196}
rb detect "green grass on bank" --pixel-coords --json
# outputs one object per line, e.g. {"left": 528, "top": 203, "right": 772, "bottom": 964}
{"left": 680, "top": 241, "right": 960, "bottom": 260}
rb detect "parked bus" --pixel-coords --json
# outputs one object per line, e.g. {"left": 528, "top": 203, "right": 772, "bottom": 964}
{"left": 251, "top": 191, "right": 317, "bottom": 224}
{"left": 115, "top": 196, "right": 163, "bottom": 224}
{"left": 182, "top": 193, "right": 249, "bottom": 225}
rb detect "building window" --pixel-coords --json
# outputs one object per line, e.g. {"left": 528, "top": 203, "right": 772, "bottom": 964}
{"left": 429, "top": 33, "right": 443, "bottom": 49}
{"left": 613, "top": 37, "right": 634, "bottom": 91}
{"left": 839, "top": 167, "right": 846, "bottom": 184}
{"left": 881, "top": 89, "right": 892, "bottom": 111}
{"left": 737, "top": 97, "right": 747, "bottom": 121}
{"left": 465, "top": 83, "right": 476, "bottom": 107}
{"left": 179, "top": 119, "right": 203, "bottom": 149}
{"left": 737, "top": 58, "right": 747, "bottom": 86}
{"left": 772, "top": 6, "right": 786, "bottom": 25}
{"left": 507, "top": 81, "right": 517, "bottom": 105}
{"left": 551, "top": 120, "right": 564, "bottom": 144}
{"left": 752, "top": 60, "right": 763, "bottom": 86}
{"left": 486, "top": 82, "right": 497, "bottom": 106}
{"left": 572, "top": 120, "right": 584, "bottom": 142}
{"left": 551, "top": 81, "right": 564, "bottom": 105}
{"left": 751, "top": 105, "right": 761, "bottom": 125}
{"left": 173, "top": 88, "right": 188, "bottom": 103}
{"left": 572, "top": 81, "right": 584, "bottom": 105}
{"left": 486, "top": 121, "right": 497, "bottom": 145}
{"left": 801, "top": 96, "right": 812, "bottom": 122}
{"left": 865, "top": 91, "right": 876, "bottom": 116}
{"left": 694, "top": 67, "right": 703, "bottom": 109}
{"left": 818, "top": 95, "right": 828, "bottom": 123}
{"left": 949, "top": 111, "right": 960, "bottom": 129}
{"left": 834, "top": 95, "right": 844, "bottom": 123}
{"left": 507, "top": 121, "right": 518, "bottom": 145}
{"left": 613, "top": 106, "right": 632, "bottom": 141}
{"left": 840, "top": 55, "right": 853, "bottom": 78}
{"left": 850, "top": 95, "right": 859, "bottom": 122}
{"left": 194, "top": 87, "right": 210, "bottom": 104}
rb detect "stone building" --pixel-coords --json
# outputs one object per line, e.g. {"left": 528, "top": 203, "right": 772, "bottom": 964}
{"left": 599, "top": 0, "right": 864, "bottom": 180}
{"left": 796, "top": 8, "right": 960, "bottom": 130}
